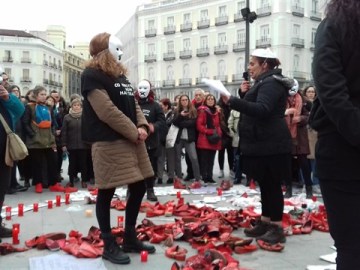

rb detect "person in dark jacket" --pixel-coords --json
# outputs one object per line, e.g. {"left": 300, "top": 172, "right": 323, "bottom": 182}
{"left": 135, "top": 79, "right": 166, "bottom": 201}
{"left": 311, "top": 1, "right": 360, "bottom": 268}
{"left": 0, "top": 70, "right": 25, "bottom": 242}
{"left": 220, "top": 48, "right": 292, "bottom": 246}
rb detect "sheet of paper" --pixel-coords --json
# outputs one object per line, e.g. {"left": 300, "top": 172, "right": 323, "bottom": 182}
{"left": 202, "top": 78, "right": 231, "bottom": 97}
{"left": 29, "top": 254, "right": 107, "bottom": 270}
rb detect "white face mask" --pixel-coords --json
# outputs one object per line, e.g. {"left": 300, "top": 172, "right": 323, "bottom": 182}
{"left": 289, "top": 79, "right": 299, "bottom": 96}
{"left": 108, "top": 35, "right": 123, "bottom": 63}
{"left": 138, "top": 80, "right": 151, "bottom": 99}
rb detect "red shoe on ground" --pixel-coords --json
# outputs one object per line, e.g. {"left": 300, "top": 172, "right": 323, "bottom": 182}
{"left": 188, "top": 181, "right": 201, "bottom": 189}
{"left": 49, "top": 183, "right": 65, "bottom": 192}
{"left": 174, "top": 178, "right": 186, "bottom": 189}
{"left": 35, "top": 183, "right": 43, "bottom": 193}
{"left": 64, "top": 186, "right": 78, "bottom": 193}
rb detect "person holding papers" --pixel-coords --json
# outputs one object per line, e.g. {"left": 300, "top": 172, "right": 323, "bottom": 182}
{"left": 213, "top": 48, "right": 292, "bottom": 248}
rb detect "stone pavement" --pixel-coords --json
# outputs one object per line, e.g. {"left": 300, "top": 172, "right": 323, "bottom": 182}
{"left": 0, "top": 158, "right": 335, "bottom": 270}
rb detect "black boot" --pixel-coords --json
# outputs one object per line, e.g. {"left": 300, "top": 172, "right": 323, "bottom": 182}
{"left": 244, "top": 219, "right": 270, "bottom": 238}
{"left": 102, "top": 233, "right": 130, "bottom": 264}
{"left": 284, "top": 184, "right": 292, "bottom": 198}
{"left": 123, "top": 227, "right": 156, "bottom": 253}
{"left": 146, "top": 188, "right": 158, "bottom": 201}
{"left": 256, "top": 224, "right": 286, "bottom": 244}
{"left": 305, "top": 185, "right": 313, "bottom": 199}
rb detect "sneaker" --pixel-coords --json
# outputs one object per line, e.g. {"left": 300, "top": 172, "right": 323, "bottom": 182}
{"left": 244, "top": 220, "right": 270, "bottom": 238}
{"left": 256, "top": 224, "right": 286, "bottom": 244}
{"left": 35, "top": 183, "right": 43, "bottom": 193}
{"left": 218, "top": 170, "right": 224, "bottom": 178}
{"left": 49, "top": 183, "right": 65, "bottom": 192}
{"left": 0, "top": 224, "right": 12, "bottom": 238}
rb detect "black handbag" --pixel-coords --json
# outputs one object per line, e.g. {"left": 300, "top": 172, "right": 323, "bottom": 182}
{"left": 207, "top": 129, "right": 221, "bottom": 144}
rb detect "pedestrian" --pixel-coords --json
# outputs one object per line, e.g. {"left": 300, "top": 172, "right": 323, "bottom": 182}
{"left": 220, "top": 48, "right": 292, "bottom": 246}
{"left": 81, "top": 32, "right": 155, "bottom": 265}
{"left": 311, "top": 1, "right": 360, "bottom": 268}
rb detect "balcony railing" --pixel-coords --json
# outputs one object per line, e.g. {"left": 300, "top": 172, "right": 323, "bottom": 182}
{"left": 256, "top": 38, "right": 271, "bottom": 48}
{"left": 21, "top": 58, "right": 32, "bottom": 63}
{"left": 196, "top": 77, "right": 208, "bottom": 85}
{"left": 3, "top": 57, "right": 13, "bottom": 62}
{"left": 214, "top": 45, "right": 228, "bottom": 55}
{"left": 196, "top": 48, "right": 210, "bottom": 57}
{"left": 292, "top": 71, "right": 307, "bottom": 79}
{"left": 20, "top": 77, "right": 32, "bottom": 83}
{"left": 179, "top": 78, "right": 192, "bottom": 86}
{"left": 197, "top": 19, "right": 210, "bottom": 29}
{"left": 162, "top": 80, "right": 175, "bottom": 87}
{"left": 43, "top": 79, "right": 49, "bottom": 84}
{"left": 233, "top": 42, "right": 246, "bottom": 52}
{"left": 179, "top": 50, "right": 192, "bottom": 59}
{"left": 145, "top": 28, "right": 157, "bottom": 38}
{"left": 232, "top": 74, "right": 244, "bottom": 82}
{"left": 180, "top": 22, "right": 192, "bottom": 32}
{"left": 144, "top": 54, "right": 157, "bottom": 63}
{"left": 43, "top": 60, "right": 48, "bottom": 66}
{"left": 215, "top": 15, "right": 228, "bottom": 26}
{"left": 291, "top": 37, "right": 305, "bottom": 48}
{"left": 310, "top": 11, "right": 322, "bottom": 21}
{"left": 163, "top": 52, "right": 176, "bottom": 61}
{"left": 292, "top": 5, "right": 304, "bottom": 17}
{"left": 59, "top": 66, "right": 63, "bottom": 71}
{"left": 214, "top": 75, "right": 228, "bottom": 83}
{"left": 257, "top": 6, "right": 272, "bottom": 17}
{"left": 59, "top": 83, "right": 63, "bottom": 88}
{"left": 234, "top": 12, "right": 244, "bottom": 23}
{"left": 164, "top": 25, "right": 176, "bottom": 35}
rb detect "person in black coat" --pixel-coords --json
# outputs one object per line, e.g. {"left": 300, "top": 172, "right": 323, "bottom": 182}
{"left": 220, "top": 48, "right": 292, "bottom": 246}
{"left": 311, "top": 1, "right": 360, "bottom": 268}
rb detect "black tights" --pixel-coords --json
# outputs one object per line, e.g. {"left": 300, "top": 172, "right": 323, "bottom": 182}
{"left": 96, "top": 180, "right": 146, "bottom": 234}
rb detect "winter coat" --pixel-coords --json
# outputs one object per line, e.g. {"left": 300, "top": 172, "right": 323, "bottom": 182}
{"left": 228, "top": 69, "right": 292, "bottom": 156}
{"left": 0, "top": 95, "right": 25, "bottom": 164}
{"left": 291, "top": 96, "right": 311, "bottom": 155}
{"left": 22, "top": 103, "right": 56, "bottom": 149}
{"left": 172, "top": 112, "right": 197, "bottom": 143}
{"left": 196, "top": 105, "right": 222, "bottom": 150}
{"left": 311, "top": 17, "right": 360, "bottom": 180}
{"left": 61, "top": 111, "right": 89, "bottom": 150}
{"left": 81, "top": 68, "right": 153, "bottom": 188}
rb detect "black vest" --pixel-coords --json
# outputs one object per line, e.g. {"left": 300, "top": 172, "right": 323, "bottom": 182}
{"left": 81, "top": 68, "right": 137, "bottom": 142}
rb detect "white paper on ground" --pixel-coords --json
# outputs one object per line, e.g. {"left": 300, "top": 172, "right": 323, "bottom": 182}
{"left": 306, "top": 264, "right": 336, "bottom": 270}
{"left": 29, "top": 253, "right": 107, "bottom": 270}
{"left": 201, "top": 78, "right": 231, "bottom": 97}
{"left": 319, "top": 252, "right": 337, "bottom": 264}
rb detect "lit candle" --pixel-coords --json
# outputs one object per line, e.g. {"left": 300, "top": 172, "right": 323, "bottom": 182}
{"left": 217, "top": 189, "right": 223, "bottom": 196}
{"left": 5, "top": 206, "right": 11, "bottom": 220}
{"left": 48, "top": 200, "right": 53, "bottom": 209}
{"left": 56, "top": 195, "right": 61, "bottom": 207}
{"left": 65, "top": 193, "right": 70, "bottom": 204}
{"left": 140, "top": 250, "right": 148, "bottom": 262}
{"left": 12, "top": 227, "right": 19, "bottom": 245}
{"left": 33, "top": 203, "right": 39, "bottom": 212}
{"left": 178, "top": 197, "right": 184, "bottom": 205}
{"left": 176, "top": 191, "right": 181, "bottom": 198}
{"left": 117, "top": 216, "right": 124, "bottom": 228}
{"left": 18, "top": 203, "right": 24, "bottom": 217}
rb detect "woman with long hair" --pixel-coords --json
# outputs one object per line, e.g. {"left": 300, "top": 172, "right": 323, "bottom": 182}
{"left": 311, "top": 1, "right": 360, "bottom": 268}
{"left": 81, "top": 32, "right": 155, "bottom": 265}
{"left": 172, "top": 94, "right": 202, "bottom": 188}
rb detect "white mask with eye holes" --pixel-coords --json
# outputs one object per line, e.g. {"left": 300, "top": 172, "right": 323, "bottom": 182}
{"left": 108, "top": 35, "right": 123, "bottom": 63}
{"left": 138, "top": 80, "right": 151, "bottom": 99}
{"left": 289, "top": 79, "right": 299, "bottom": 96}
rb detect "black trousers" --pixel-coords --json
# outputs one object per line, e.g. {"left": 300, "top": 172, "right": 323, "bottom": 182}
{"left": 0, "top": 161, "right": 11, "bottom": 224}
{"left": 218, "top": 143, "right": 234, "bottom": 171}
{"left": 320, "top": 179, "right": 360, "bottom": 270}
{"left": 29, "top": 148, "right": 57, "bottom": 186}
{"left": 68, "top": 149, "right": 89, "bottom": 182}
{"left": 198, "top": 149, "right": 216, "bottom": 181}
{"left": 96, "top": 180, "right": 146, "bottom": 233}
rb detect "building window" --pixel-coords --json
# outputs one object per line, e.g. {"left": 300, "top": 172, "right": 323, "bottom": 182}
{"left": 294, "top": 55, "right": 300, "bottom": 71}
{"left": 311, "top": 28, "right": 317, "bottom": 43}
{"left": 148, "top": 43, "right": 155, "bottom": 54}
{"left": 166, "top": 66, "right": 174, "bottom": 80}
{"left": 237, "top": 29, "right": 245, "bottom": 44}
{"left": 200, "top": 62, "right": 208, "bottom": 78}
{"left": 183, "top": 64, "right": 190, "bottom": 78}
{"left": 200, "top": 9, "right": 208, "bottom": 20}
{"left": 236, "top": 57, "right": 244, "bottom": 74}
{"left": 167, "top": 41, "right": 174, "bottom": 52}
{"left": 200, "top": 36, "right": 208, "bottom": 48}
{"left": 183, "top": 13, "right": 191, "bottom": 23}
{"left": 167, "top": 16, "right": 174, "bottom": 26}
{"left": 260, "top": 25, "right": 270, "bottom": 40}
{"left": 218, "top": 33, "right": 227, "bottom": 45}
{"left": 148, "top": 19, "right": 155, "bottom": 29}
{"left": 312, "top": 0, "right": 318, "bottom": 11}
{"left": 293, "top": 24, "right": 301, "bottom": 37}
{"left": 218, "top": 60, "right": 226, "bottom": 76}
{"left": 219, "top": 5, "right": 227, "bottom": 17}
{"left": 148, "top": 67, "right": 155, "bottom": 82}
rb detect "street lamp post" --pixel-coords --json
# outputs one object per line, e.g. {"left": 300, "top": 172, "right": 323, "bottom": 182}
{"left": 241, "top": 0, "right": 257, "bottom": 72}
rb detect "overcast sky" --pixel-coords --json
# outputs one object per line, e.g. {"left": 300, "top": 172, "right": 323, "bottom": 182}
{"left": 2, "top": 0, "right": 150, "bottom": 44}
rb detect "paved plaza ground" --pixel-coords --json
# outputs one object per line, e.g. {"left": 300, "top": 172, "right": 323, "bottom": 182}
{"left": 0, "top": 157, "right": 335, "bottom": 270}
